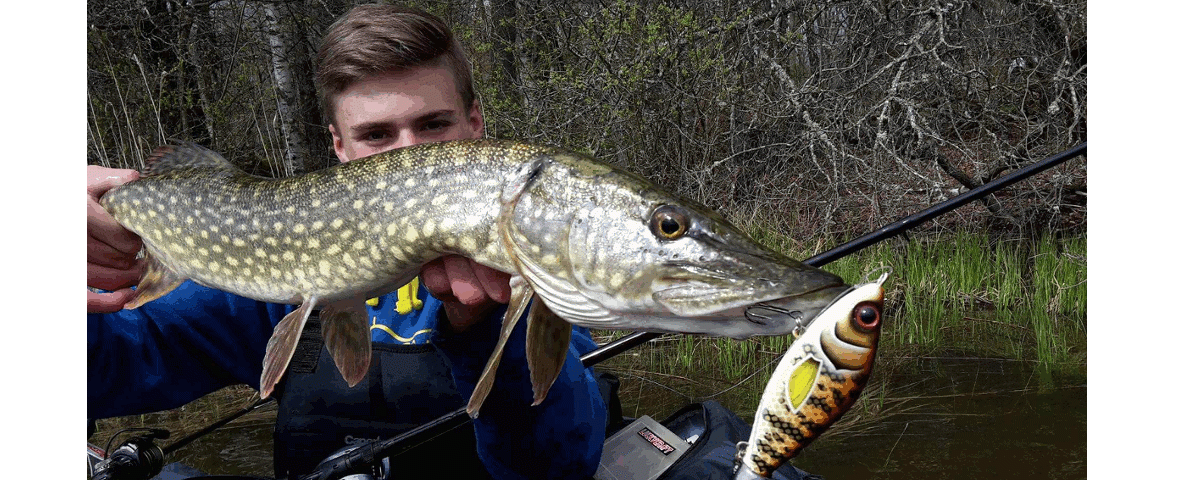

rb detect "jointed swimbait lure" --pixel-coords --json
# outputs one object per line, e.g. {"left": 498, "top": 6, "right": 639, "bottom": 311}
{"left": 734, "top": 272, "right": 887, "bottom": 479}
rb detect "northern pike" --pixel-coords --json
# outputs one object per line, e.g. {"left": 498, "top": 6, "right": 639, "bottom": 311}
{"left": 733, "top": 272, "right": 888, "bottom": 479}
{"left": 100, "top": 139, "right": 848, "bottom": 416}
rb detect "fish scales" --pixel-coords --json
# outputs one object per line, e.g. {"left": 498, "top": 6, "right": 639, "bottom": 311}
{"left": 103, "top": 141, "right": 552, "bottom": 304}
{"left": 101, "top": 138, "right": 850, "bottom": 411}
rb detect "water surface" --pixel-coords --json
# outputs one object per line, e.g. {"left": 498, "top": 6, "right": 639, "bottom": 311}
{"left": 790, "top": 357, "right": 1085, "bottom": 480}
{"left": 104, "top": 352, "right": 1084, "bottom": 479}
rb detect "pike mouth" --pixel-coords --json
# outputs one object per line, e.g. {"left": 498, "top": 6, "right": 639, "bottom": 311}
{"left": 742, "top": 283, "right": 852, "bottom": 331}
{"left": 645, "top": 259, "right": 848, "bottom": 339}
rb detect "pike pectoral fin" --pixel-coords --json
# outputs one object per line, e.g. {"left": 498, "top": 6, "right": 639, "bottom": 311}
{"left": 467, "top": 276, "right": 532, "bottom": 418}
{"left": 321, "top": 298, "right": 372, "bottom": 388}
{"left": 124, "top": 253, "right": 187, "bottom": 309}
{"left": 260, "top": 296, "right": 318, "bottom": 399}
{"left": 525, "top": 300, "right": 571, "bottom": 406}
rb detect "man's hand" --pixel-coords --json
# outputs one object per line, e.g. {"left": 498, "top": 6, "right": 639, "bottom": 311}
{"left": 420, "top": 255, "right": 512, "bottom": 333}
{"left": 88, "top": 166, "right": 144, "bottom": 313}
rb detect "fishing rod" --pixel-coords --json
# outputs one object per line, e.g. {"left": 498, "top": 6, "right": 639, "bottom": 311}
{"left": 162, "top": 397, "right": 274, "bottom": 455}
{"left": 806, "top": 141, "right": 1088, "bottom": 266}
{"left": 91, "top": 397, "right": 275, "bottom": 480}
{"left": 301, "top": 141, "right": 1086, "bottom": 480}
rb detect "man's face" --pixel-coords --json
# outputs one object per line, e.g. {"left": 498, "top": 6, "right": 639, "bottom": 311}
{"left": 329, "top": 63, "right": 484, "bottom": 163}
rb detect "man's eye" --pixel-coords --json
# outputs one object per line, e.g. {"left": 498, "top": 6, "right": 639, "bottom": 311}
{"left": 363, "top": 131, "right": 390, "bottom": 141}
{"left": 422, "top": 120, "right": 452, "bottom": 132}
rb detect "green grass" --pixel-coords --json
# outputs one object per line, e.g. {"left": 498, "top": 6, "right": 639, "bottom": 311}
{"left": 1030, "top": 234, "right": 1087, "bottom": 366}
{"left": 820, "top": 231, "right": 1086, "bottom": 368}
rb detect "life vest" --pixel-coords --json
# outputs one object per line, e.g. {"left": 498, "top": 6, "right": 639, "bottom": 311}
{"left": 270, "top": 315, "right": 492, "bottom": 478}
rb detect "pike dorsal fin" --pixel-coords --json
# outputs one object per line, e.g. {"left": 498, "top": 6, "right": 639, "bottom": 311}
{"left": 143, "top": 141, "right": 237, "bottom": 177}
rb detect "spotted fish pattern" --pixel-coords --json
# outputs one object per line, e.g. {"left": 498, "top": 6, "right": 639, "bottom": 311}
{"left": 100, "top": 139, "right": 849, "bottom": 414}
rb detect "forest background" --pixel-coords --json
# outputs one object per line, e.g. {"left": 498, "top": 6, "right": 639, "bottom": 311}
{"left": 85, "top": 0, "right": 1087, "bottom": 242}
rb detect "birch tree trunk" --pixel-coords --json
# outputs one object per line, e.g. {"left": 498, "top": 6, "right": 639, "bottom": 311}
{"left": 263, "top": 1, "right": 310, "bottom": 175}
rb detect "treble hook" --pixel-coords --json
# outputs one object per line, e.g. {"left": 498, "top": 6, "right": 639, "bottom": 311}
{"left": 744, "top": 303, "right": 803, "bottom": 330}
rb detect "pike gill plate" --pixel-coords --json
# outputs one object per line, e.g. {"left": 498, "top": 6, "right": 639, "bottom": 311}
{"left": 100, "top": 139, "right": 848, "bottom": 415}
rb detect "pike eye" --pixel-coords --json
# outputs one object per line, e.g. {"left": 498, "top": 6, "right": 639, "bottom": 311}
{"left": 651, "top": 206, "right": 689, "bottom": 239}
{"left": 851, "top": 302, "right": 881, "bottom": 332}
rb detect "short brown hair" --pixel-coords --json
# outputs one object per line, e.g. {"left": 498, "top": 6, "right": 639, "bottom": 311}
{"left": 315, "top": 4, "right": 475, "bottom": 126}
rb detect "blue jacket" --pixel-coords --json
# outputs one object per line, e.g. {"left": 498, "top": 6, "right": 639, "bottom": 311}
{"left": 88, "top": 278, "right": 606, "bottom": 478}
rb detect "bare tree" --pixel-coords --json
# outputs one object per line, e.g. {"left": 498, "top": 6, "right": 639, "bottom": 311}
{"left": 88, "top": 0, "right": 1086, "bottom": 238}
{"left": 262, "top": 0, "right": 313, "bottom": 174}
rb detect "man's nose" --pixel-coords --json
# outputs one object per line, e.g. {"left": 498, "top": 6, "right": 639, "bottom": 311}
{"left": 392, "top": 132, "right": 421, "bottom": 149}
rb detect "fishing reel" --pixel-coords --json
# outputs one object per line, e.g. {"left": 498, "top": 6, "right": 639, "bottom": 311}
{"left": 301, "top": 443, "right": 391, "bottom": 480}
{"left": 90, "top": 428, "right": 169, "bottom": 480}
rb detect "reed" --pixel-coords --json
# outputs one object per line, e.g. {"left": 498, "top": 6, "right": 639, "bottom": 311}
{"left": 614, "top": 231, "right": 1088, "bottom": 393}
{"left": 827, "top": 232, "right": 1084, "bottom": 368}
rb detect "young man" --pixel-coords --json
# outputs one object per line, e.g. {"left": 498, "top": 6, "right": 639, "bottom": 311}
{"left": 87, "top": 5, "right": 609, "bottom": 479}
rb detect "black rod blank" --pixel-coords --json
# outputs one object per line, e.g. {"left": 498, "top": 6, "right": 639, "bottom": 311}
{"left": 806, "top": 142, "right": 1086, "bottom": 266}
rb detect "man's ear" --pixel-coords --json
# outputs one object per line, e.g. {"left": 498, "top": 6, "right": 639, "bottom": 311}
{"left": 468, "top": 100, "right": 486, "bottom": 138}
{"left": 329, "top": 123, "right": 349, "bottom": 162}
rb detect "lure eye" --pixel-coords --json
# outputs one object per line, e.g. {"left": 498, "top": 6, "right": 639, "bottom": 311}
{"left": 651, "top": 205, "right": 689, "bottom": 240}
{"left": 851, "top": 302, "right": 881, "bottom": 332}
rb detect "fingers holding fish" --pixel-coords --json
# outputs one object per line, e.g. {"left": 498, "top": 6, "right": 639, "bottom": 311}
{"left": 88, "top": 288, "right": 138, "bottom": 314}
{"left": 88, "top": 165, "right": 146, "bottom": 312}
{"left": 423, "top": 255, "right": 512, "bottom": 332}
{"left": 88, "top": 169, "right": 144, "bottom": 266}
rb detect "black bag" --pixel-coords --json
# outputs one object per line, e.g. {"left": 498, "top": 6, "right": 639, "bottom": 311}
{"left": 657, "top": 401, "right": 822, "bottom": 480}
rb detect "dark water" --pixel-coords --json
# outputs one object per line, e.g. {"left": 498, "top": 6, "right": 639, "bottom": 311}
{"left": 790, "top": 357, "right": 1086, "bottom": 480}
{"left": 163, "top": 414, "right": 276, "bottom": 477}
{"left": 141, "top": 356, "right": 1085, "bottom": 479}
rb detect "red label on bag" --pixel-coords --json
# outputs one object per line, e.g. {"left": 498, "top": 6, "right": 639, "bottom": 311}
{"left": 637, "top": 427, "right": 676, "bottom": 455}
